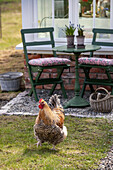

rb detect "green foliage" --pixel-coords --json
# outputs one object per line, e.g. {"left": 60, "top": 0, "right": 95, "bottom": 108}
{"left": 0, "top": 116, "right": 113, "bottom": 169}
{"left": 64, "top": 23, "right": 76, "bottom": 36}
{"left": 80, "top": 0, "right": 93, "bottom": 5}
{"left": 0, "top": 0, "right": 20, "bottom": 4}
{"left": 77, "top": 24, "right": 84, "bottom": 36}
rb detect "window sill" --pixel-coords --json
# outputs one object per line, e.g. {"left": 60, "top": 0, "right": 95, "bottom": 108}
{"left": 16, "top": 42, "right": 113, "bottom": 55}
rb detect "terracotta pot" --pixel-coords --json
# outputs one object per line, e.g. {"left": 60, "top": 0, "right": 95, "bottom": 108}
{"left": 66, "top": 35, "right": 75, "bottom": 48}
{"left": 76, "top": 35, "right": 85, "bottom": 48}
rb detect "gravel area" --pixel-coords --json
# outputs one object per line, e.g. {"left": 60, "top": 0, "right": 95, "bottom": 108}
{"left": 0, "top": 100, "right": 8, "bottom": 108}
{"left": 97, "top": 145, "right": 113, "bottom": 169}
{"left": 0, "top": 89, "right": 113, "bottom": 169}
{"left": 0, "top": 89, "right": 113, "bottom": 119}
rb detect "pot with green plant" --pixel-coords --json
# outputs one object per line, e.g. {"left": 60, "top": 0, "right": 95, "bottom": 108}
{"left": 76, "top": 24, "right": 85, "bottom": 48}
{"left": 64, "top": 23, "right": 76, "bottom": 48}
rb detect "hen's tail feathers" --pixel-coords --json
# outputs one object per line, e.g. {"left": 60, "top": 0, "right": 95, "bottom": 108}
{"left": 48, "top": 94, "right": 63, "bottom": 109}
{"left": 63, "top": 126, "right": 67, "bottom": 139}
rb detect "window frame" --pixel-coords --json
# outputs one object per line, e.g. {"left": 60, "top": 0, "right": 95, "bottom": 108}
{"left": 21, "top": 0, "right": 113, "bottom": 49}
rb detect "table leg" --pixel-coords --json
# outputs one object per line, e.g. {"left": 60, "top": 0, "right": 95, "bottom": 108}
{"left": 64, "top": 53, "right": 90, "bottom": 108}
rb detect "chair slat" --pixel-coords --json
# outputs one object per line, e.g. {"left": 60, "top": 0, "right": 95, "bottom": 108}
{"left": 25, "top": 41, "right": 53, "bottom": 47}
{"left": 93, "top": 28, "right": 113, "bottom": 34}
{"left": 92, "top": 41, "right": 113, "bottom": 46}
{"left": 21, "top": 27, "right": 54, "bottom": 34}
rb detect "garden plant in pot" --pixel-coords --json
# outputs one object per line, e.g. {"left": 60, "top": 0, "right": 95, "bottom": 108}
{"left": 76, "top": 24, "right": 85, "bottom": 48}
{"left": 64, "top": 23, "right": 76, "bottom": 48}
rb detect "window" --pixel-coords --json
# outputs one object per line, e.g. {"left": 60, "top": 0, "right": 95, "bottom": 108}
{"left": 54, "top": 0, "right": 69, "bottom": 38}
{"left": 37, "top": 0, "right": 69, "bottom": 38}
{"left": 79, "top": 0, "right": 111, "bottom": 38}
{"left": 38, "top": 0, "right": 52, "bottom": 28}
{"left": 22, "top": 0, "right": 113, "bottom": 41}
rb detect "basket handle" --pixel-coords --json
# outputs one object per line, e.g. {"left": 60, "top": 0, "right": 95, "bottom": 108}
{"left": 95, "top": 87, "right": 110, "bottom": 94}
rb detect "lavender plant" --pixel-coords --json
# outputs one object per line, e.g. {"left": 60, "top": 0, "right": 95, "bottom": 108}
{"left": 64, "top": 22, "right": 76, "bottom": 36}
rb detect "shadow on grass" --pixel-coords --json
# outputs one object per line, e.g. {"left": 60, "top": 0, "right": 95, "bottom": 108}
{"left": 23, "top": 145, "right": 58, "bottom": 156}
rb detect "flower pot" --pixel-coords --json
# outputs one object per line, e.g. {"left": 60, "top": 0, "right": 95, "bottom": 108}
{"left": 76, "top": 35, "right": 85, "bottom": 48}
{"left": 66, "top": 35, "right": 75, "bottom": 48}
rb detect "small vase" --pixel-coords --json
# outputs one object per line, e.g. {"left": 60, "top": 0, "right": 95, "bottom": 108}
{"left": 76, "top": 35, "right": 85, "bottom": 48}
{"left": 66, "top": 35, "right": 75, "bottom": 48}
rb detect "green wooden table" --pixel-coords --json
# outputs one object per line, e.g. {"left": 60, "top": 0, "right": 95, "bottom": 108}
{"left": 53, "top": 45, "right": 101, "bottom": 108}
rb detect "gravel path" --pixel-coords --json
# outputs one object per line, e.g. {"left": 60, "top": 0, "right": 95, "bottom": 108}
{"left": 0, "top": 89, "right": 113, "bottom": 169}
{"left": 97, "top": 145, "right": 113, "bottom": 169}
{"left": 0, "top": 100, "right": 8, "bottom": 108}
{"left": 0, "top": 89, "right": 113, "bottom": 119}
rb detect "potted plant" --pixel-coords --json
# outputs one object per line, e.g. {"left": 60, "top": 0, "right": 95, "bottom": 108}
{"left": 64, "top": 22, "right": 76, "bottom": 48}
{"left": 76, "top": 24, "right": 85, "bottom": 48}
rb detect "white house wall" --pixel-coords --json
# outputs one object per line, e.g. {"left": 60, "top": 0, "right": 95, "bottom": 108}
{"left": 21, "top": 0, "right": 34, "bottom": 41}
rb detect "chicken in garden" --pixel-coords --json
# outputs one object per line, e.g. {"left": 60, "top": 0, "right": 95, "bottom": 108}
{"left": 34, "top": 94, "right": 67, "bottom": 150}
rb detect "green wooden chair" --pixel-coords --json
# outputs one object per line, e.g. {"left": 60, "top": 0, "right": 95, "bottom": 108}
{"left": 78, "top": 28, "right": 113, "bottom": 97}
{"left": 21, "top": 27, "right": 71, "bottom": 101}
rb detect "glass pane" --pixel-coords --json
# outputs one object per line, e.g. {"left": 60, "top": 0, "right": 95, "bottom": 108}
{"left": 95, "top": 33, "right": 113, "bottom": 47}
{"left": 79, "top": 0, "right": 93, "bottom": 39}
{"left": 54, "top": 0, "right": 69, "bottom": 38}
{"left": 96, "top": 33, "right": 112, "bottom": 41}
{"left": 95, "top": 0, "right": 110, "bottom": 28}
{"left": 38, "top": 0, "right": 52, "bottom": 38}
{"left": 78, "top": 0, "right": 110, "bottom": 39}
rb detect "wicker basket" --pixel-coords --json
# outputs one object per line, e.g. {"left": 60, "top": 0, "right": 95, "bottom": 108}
{"left": 89, "top": 87, "right": 113, "bottom": 113}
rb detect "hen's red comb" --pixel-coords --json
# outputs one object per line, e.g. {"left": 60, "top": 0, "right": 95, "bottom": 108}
{"left": 39, "top": 98, "right": 43, "bottom": 103}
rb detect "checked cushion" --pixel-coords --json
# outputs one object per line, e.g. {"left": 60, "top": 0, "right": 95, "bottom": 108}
{"left": 28, "top": 57, "right": 71, "bottom": 66}
{"left": 78, "top": 57, "right": 113, "bottom": 66}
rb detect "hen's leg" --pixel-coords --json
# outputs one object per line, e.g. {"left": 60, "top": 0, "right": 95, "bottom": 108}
{"left": 35, "top": 135, "right": 42, "bottom": 147}
{"left": 51, "top": 145, "right": 56, "bottom": 150}
{"left": 37, "top": 140, "right": 42, "bottom": 147}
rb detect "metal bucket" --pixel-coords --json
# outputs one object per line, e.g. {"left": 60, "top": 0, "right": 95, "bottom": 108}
{"left": 0, "top": 72, "right": 23, "bottom": 91}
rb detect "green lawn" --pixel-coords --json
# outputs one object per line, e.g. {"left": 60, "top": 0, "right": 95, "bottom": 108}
{"left": 0, "top": 115, "right": 113, "bottom": 169}
{"left": 0, "top": 1, "right": 24, "bottom": 77}
{"left": 0, "top": 2, "right": 113, "bottom": 169}
{"left": 0, "top": 0, "right": 21, "bottom": 50}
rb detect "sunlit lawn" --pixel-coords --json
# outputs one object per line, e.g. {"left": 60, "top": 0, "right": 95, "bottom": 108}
{"left": 0, "top": 1, "right": 24, "bottom": 83}
{"left": 0, "top": 1, "right": 24, "bottom": 75}
{"left": 0, "top": 12, "right": 22, "bottom": 50}
{"left": 0, "top": 1, "right": 22, "bottom": 50}
{"left": 0, "top": 2, "right": 113, "bottom": 169}
{"left": 0, "top": 116, "right": 113, "bottom": 169}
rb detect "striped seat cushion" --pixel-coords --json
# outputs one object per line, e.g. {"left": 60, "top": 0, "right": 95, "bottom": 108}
{"left": 28, "top": 57, "right": 71, "bottom": 66}
{"left": 78, "top": 57, "right": 113, "bottom": 66}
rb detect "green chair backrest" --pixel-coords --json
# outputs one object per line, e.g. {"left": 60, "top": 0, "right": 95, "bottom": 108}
{"left": 21, "top": 27, "right": 57, "bottom": 65}
{"left": 90, "top": 28, "right": 113, "bottom": 57}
